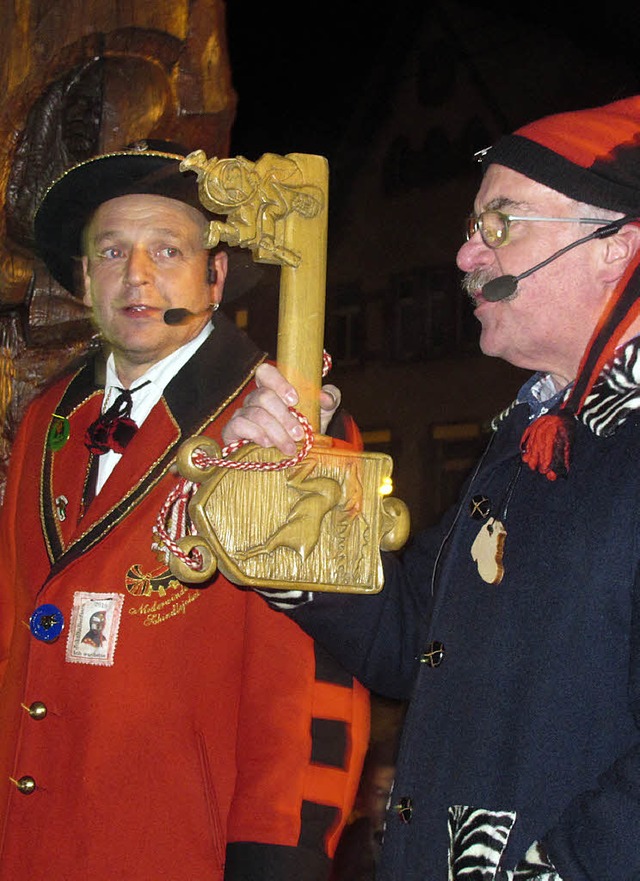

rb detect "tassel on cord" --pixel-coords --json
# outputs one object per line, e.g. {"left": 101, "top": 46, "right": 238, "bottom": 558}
{"left": 521, "top": 255, "right": 640, "bottom": 480}
{"left": 520, "top": 412, "right": 575, "bottom": 480}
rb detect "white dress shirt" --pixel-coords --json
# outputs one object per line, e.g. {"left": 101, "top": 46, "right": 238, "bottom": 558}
{"left": 95, "top": 322, "right": 213, "bottom": 493}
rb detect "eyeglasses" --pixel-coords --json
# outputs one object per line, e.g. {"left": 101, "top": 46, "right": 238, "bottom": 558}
{"left": 466, "top": 210, "right": 611, "bottom": 249}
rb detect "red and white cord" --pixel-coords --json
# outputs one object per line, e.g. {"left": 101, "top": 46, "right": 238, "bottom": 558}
{"left": 154, "top": 351, "right": 332, "bottom": 571}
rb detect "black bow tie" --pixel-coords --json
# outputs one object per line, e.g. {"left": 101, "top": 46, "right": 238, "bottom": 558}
{"left": 84, "top": 382, "right": 151, "bottom": 456}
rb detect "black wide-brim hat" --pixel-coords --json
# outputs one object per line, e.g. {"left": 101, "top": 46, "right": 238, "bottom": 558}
{"left": 34, "top": 140, "right": 265, "bottom": 301}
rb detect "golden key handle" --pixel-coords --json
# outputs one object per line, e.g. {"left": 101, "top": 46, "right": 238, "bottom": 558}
{"left": 180, "top": 150, "right": 328, "bottom": 430}
{"left": 167, "top": 150, "right": 410, "bottom": 593}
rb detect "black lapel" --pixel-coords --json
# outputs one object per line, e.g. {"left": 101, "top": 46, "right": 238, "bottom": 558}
{"left": 163, "top": 313, "right": 265, "bottom": 434}
{"left": 41, "top": 356, "right": 102, "bottom": 565}
{"left": 43, "top": 317, "right": 265, "bottom": 578}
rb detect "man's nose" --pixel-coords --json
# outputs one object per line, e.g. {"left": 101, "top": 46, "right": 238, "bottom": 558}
{"left": 456, "top": 234, "right": 495, "bottom": 272}
{"left": 125, "top": 247, "right": 152, "bottom": 285}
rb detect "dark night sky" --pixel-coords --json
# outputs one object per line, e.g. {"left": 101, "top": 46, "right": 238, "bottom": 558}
{"left": 225, "top": 1, "right": 399, "bottom": 161}
{"left": 225, "top": 1, "right": 640, "bottom": 163}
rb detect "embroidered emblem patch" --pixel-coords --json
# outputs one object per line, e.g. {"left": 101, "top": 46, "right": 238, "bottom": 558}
{"left": 125, "top": 563, "right": 203, "bottom": 626}
{"left": 125, "top": 563, "right": 181, "bottom": 598}
{"left": 65, "top": 592, "right": 124, "bottom": 666}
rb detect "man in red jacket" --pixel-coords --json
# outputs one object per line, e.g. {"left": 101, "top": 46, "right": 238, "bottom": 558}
{"left": 0, "top": 141, "right": 369, "bottom": 881}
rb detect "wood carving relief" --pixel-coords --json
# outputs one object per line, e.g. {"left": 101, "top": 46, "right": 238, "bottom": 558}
{"left": 0, "top": 0, "right": 236, "bottom": 500}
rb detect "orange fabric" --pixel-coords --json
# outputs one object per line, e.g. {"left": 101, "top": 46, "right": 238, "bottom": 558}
{"left": 520, "top": 412, "right": 575, "bottom": 480}
{"left": 517, "top": 96, "right": 640, "bottom": 169}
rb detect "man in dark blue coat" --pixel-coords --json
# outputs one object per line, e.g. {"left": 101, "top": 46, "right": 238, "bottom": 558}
{"left": 222, "top": 95, "right": 640, "bottom": 881}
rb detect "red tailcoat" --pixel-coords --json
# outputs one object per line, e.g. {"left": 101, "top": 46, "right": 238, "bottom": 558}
{"left": 0, "top": 317, "right": 369, "bottom": 880}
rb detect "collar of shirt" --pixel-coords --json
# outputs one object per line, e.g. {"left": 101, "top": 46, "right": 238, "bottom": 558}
{"left": 96, "top": 322, "right": 213, "bottom": 493}
{"left": 517, "top": 372, "right": 571, "bottom": 421}
{"left": 518, "top": 331, "right": 640, "bottom": 421}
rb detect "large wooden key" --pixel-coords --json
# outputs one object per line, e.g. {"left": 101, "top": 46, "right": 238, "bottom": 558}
{"left": 166, "top": 150, "right": 410, "bottom": 593}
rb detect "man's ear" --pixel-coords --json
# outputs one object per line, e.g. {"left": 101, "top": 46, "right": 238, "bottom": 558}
{"left": 600, "top": 223, "right": 640, "bottom": 283}
{"left": 80, "top": 256, "right": 92, "bottom": 307}
{"left": 208, "top": 250, "right": 228, "bottom": 307}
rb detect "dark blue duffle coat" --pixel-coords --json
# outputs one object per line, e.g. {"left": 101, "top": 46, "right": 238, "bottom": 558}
{"left": 289, "top": 383, "right": 640, "bottom": 881}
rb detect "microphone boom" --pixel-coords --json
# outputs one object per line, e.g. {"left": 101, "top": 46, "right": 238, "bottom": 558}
{"left": 481, "top": 216, "right": 637, "bottom": 302}
{"left": 164, "top": 304, "right": 215, "bottom": 325}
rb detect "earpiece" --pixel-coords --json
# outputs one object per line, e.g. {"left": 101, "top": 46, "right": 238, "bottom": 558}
{"left": 207, "top": 256, "right": 218, "bottom": 285}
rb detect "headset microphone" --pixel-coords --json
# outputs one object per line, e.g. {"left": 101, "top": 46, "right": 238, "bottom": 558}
{"left": 163, "top": 304, "right": 216, "bottom": 325}
{"left": 481, "top": 216, "right": 636, "bottom": 302}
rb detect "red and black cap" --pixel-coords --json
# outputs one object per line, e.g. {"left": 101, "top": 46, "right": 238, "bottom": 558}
{"left": 33, "top": 140, "right": 262, "bottom": 300}
{"left": 484, "top": 96, "right": 640, "bottom": 214}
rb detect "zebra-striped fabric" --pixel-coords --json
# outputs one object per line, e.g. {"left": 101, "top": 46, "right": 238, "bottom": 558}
{"left": 492, "top": 336, "right": 640, "bottom": 441}
{"left": 448, "top": 807, "right": 561, "bottom": 881}
{"left": 581, "top": 335, "right": 640, "bottom": 437}
{"left": 254, "top": 588, "right": 313, "bottom": 610}
{"left": 448, "top": 805, "right": 516, "bottom": 881}
{"left": 512, "top": 841, "right": 561, "bottom": 881}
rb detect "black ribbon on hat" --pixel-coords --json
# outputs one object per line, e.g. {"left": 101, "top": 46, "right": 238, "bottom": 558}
{"left": 84, "top": 381, "right": 151, "bottom": 456}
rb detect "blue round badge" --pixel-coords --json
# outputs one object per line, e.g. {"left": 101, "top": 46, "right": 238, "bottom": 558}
{"left": 30, "top": 604, "right": 65, "bottom": 642}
